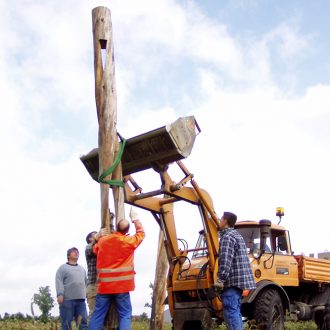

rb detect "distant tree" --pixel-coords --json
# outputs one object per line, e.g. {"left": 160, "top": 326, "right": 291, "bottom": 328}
{"left": 144, "top": 282, "right": 153, "bottom": 308}
{"left": 32, "top": 286, "right": 55, "bottom": 322}
{"left": 140, "top": 312, "right": 149, "bottom": 321}
{"left": 12, "top": 312, "right": 25, "bottom": 320}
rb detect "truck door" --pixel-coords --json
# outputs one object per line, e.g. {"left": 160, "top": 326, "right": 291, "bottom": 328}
{"left": 262, "top": 229, "right": 298, "bottom": 286}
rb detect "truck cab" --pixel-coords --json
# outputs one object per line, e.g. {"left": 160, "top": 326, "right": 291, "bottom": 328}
{"left": 234, "top": 220, "right": 299, "bottom": 287}
{"left": 189, "top": 218, "right": 330, "bottom": 329}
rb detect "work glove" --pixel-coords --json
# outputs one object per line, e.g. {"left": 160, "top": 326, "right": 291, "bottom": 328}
{"left": 213, "top": 278, "right": 224, "bottom": 294}
{"left": 129, "top": 206, "right": 139, "bottom": 222}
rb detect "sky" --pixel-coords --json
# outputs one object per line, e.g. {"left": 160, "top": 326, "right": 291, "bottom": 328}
{"left": 1, "top": 0, "right": 330, "bottom": 318}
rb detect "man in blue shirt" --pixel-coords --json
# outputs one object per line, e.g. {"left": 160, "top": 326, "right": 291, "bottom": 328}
{"left": 216, "top": 212, "right": 256, "bottom": 330}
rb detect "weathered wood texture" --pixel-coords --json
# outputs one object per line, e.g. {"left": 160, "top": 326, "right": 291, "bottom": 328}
{"left": 92, "top": 6, "right": 124, "bottom": 229}
{"left": 92, "top": 6, "right": 121, "bottom": 328}
{"left": 150, "top": 230, "right": 168, "bottom": 330}
{"left": 112, "top": 143, "right": 125, "bottom": 223}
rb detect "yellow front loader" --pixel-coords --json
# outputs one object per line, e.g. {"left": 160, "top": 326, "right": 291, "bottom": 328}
{"left": 81, "top": 116, "right": 330, "bottom": 329}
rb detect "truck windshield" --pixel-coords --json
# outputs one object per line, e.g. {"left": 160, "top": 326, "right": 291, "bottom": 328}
{"left": 192, "top": 231, "right": 208, "bottom": 258}
{"left": 236, "top": 227, "right": 271, "bottom": 253}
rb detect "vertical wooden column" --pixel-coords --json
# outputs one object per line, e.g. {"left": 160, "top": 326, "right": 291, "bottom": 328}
{"left": 92, "top": 6, "right": 124, "bottom": 229}
{"left": 92, "top": 7, "right": 121, "bottom": 329}
{"left": 150, "top": 230, "right": 168, "bottom": 330}
{"left": 112, "top": 155, "right": 125, "bottom": 223}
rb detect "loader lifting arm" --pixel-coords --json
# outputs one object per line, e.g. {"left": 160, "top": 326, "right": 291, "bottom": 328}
{"left": 123, "top": 160, "right": 221, "bottom": 271}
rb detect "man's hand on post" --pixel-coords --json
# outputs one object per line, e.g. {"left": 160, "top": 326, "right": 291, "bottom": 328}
{"left": 129, "top": 206, "right": 139, "bottom": 223}
{"left": 95, "top": 227, "right": 110, "bottom": 241}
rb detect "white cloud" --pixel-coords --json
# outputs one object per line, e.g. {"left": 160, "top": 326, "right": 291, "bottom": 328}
{"left": 264, "top": 20, "right": 311, "bottom": 60}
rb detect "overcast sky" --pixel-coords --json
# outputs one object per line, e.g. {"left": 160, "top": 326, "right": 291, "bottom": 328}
{"left": 1, "top": 0, "right": 330, "bottom": 318}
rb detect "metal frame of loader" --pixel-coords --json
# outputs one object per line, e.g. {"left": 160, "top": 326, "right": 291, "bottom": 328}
{"left": 81, "top": 116, "right": 223, "bottom": 328}
{"left": 123, "top": 160, "right": 223, "bottom": 328}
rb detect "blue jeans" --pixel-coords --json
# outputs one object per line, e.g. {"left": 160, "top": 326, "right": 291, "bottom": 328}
{"left": 221, "top": 287, "right": 243, "bottom": 330}
{"left": 59, "top": 299, "right": 88, "bottom": 330}
{"left": 89, "top": 293, "right": 132, "bottom": 330}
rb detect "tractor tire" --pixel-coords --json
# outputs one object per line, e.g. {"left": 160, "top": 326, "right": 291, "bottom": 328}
{"left": 324, "top": 303, "right": 330, "bottom": 330}
{"left": 253, "top": 289, "right": 285, "bottom": 330}
{"left": 315, "top": 298, "right": 330, "bottom": 330}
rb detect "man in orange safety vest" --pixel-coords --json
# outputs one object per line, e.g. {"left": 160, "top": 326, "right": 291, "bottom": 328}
{"left": 88, "top": 207, "right": 145, "bottom": 330}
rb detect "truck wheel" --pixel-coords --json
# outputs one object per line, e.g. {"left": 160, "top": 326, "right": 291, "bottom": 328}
{"left": 316, "top": 301, "right": 330, "bottom": 330}
{"left": 253, "top": 289, "right": 284, "bottom": 330}
{"left": 325, "top": 303, "right": 330, "bottom": 330}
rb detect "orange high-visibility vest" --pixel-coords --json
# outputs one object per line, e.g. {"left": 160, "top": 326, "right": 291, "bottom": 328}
{"left": 94, "top": 230, "right": 145, "bottom": 294}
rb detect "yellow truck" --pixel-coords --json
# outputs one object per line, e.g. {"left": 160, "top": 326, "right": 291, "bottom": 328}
{"left": 81, "top": 116, "right": 330, "bottom": 329}
{"left": 220, "top": 218, "right": 330, "bottom": 329}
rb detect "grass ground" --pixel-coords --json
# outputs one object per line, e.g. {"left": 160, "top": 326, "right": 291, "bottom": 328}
{"left": 0, "top": 320, "right": 318, "bottom": 329}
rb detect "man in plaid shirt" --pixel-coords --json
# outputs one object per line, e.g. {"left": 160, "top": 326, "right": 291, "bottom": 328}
{"left": 216, "top": 212, "right": 256, "bottom": 329}
{"left": 85, "top": 228, "right": 112, "bottom": 315}
{"left": 85, "top": 231, "right": 98, "bottom": 316}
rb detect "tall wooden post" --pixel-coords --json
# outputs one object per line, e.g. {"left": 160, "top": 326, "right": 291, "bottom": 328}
{"left": 92, "top": 6, "right": 122, "bottom": 328}
{"left": 150, "top": 230, "right": 168, "bottom": 330}
{"left": 92, "top": 6, "right": 124, "bottom": 229}
{"left": 112, "top": 155, "right": 125, "bottom": 222}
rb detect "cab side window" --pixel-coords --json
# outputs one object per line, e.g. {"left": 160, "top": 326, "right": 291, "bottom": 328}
{"left": 275, "top": 234, "right": 288, "bottom": 254}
